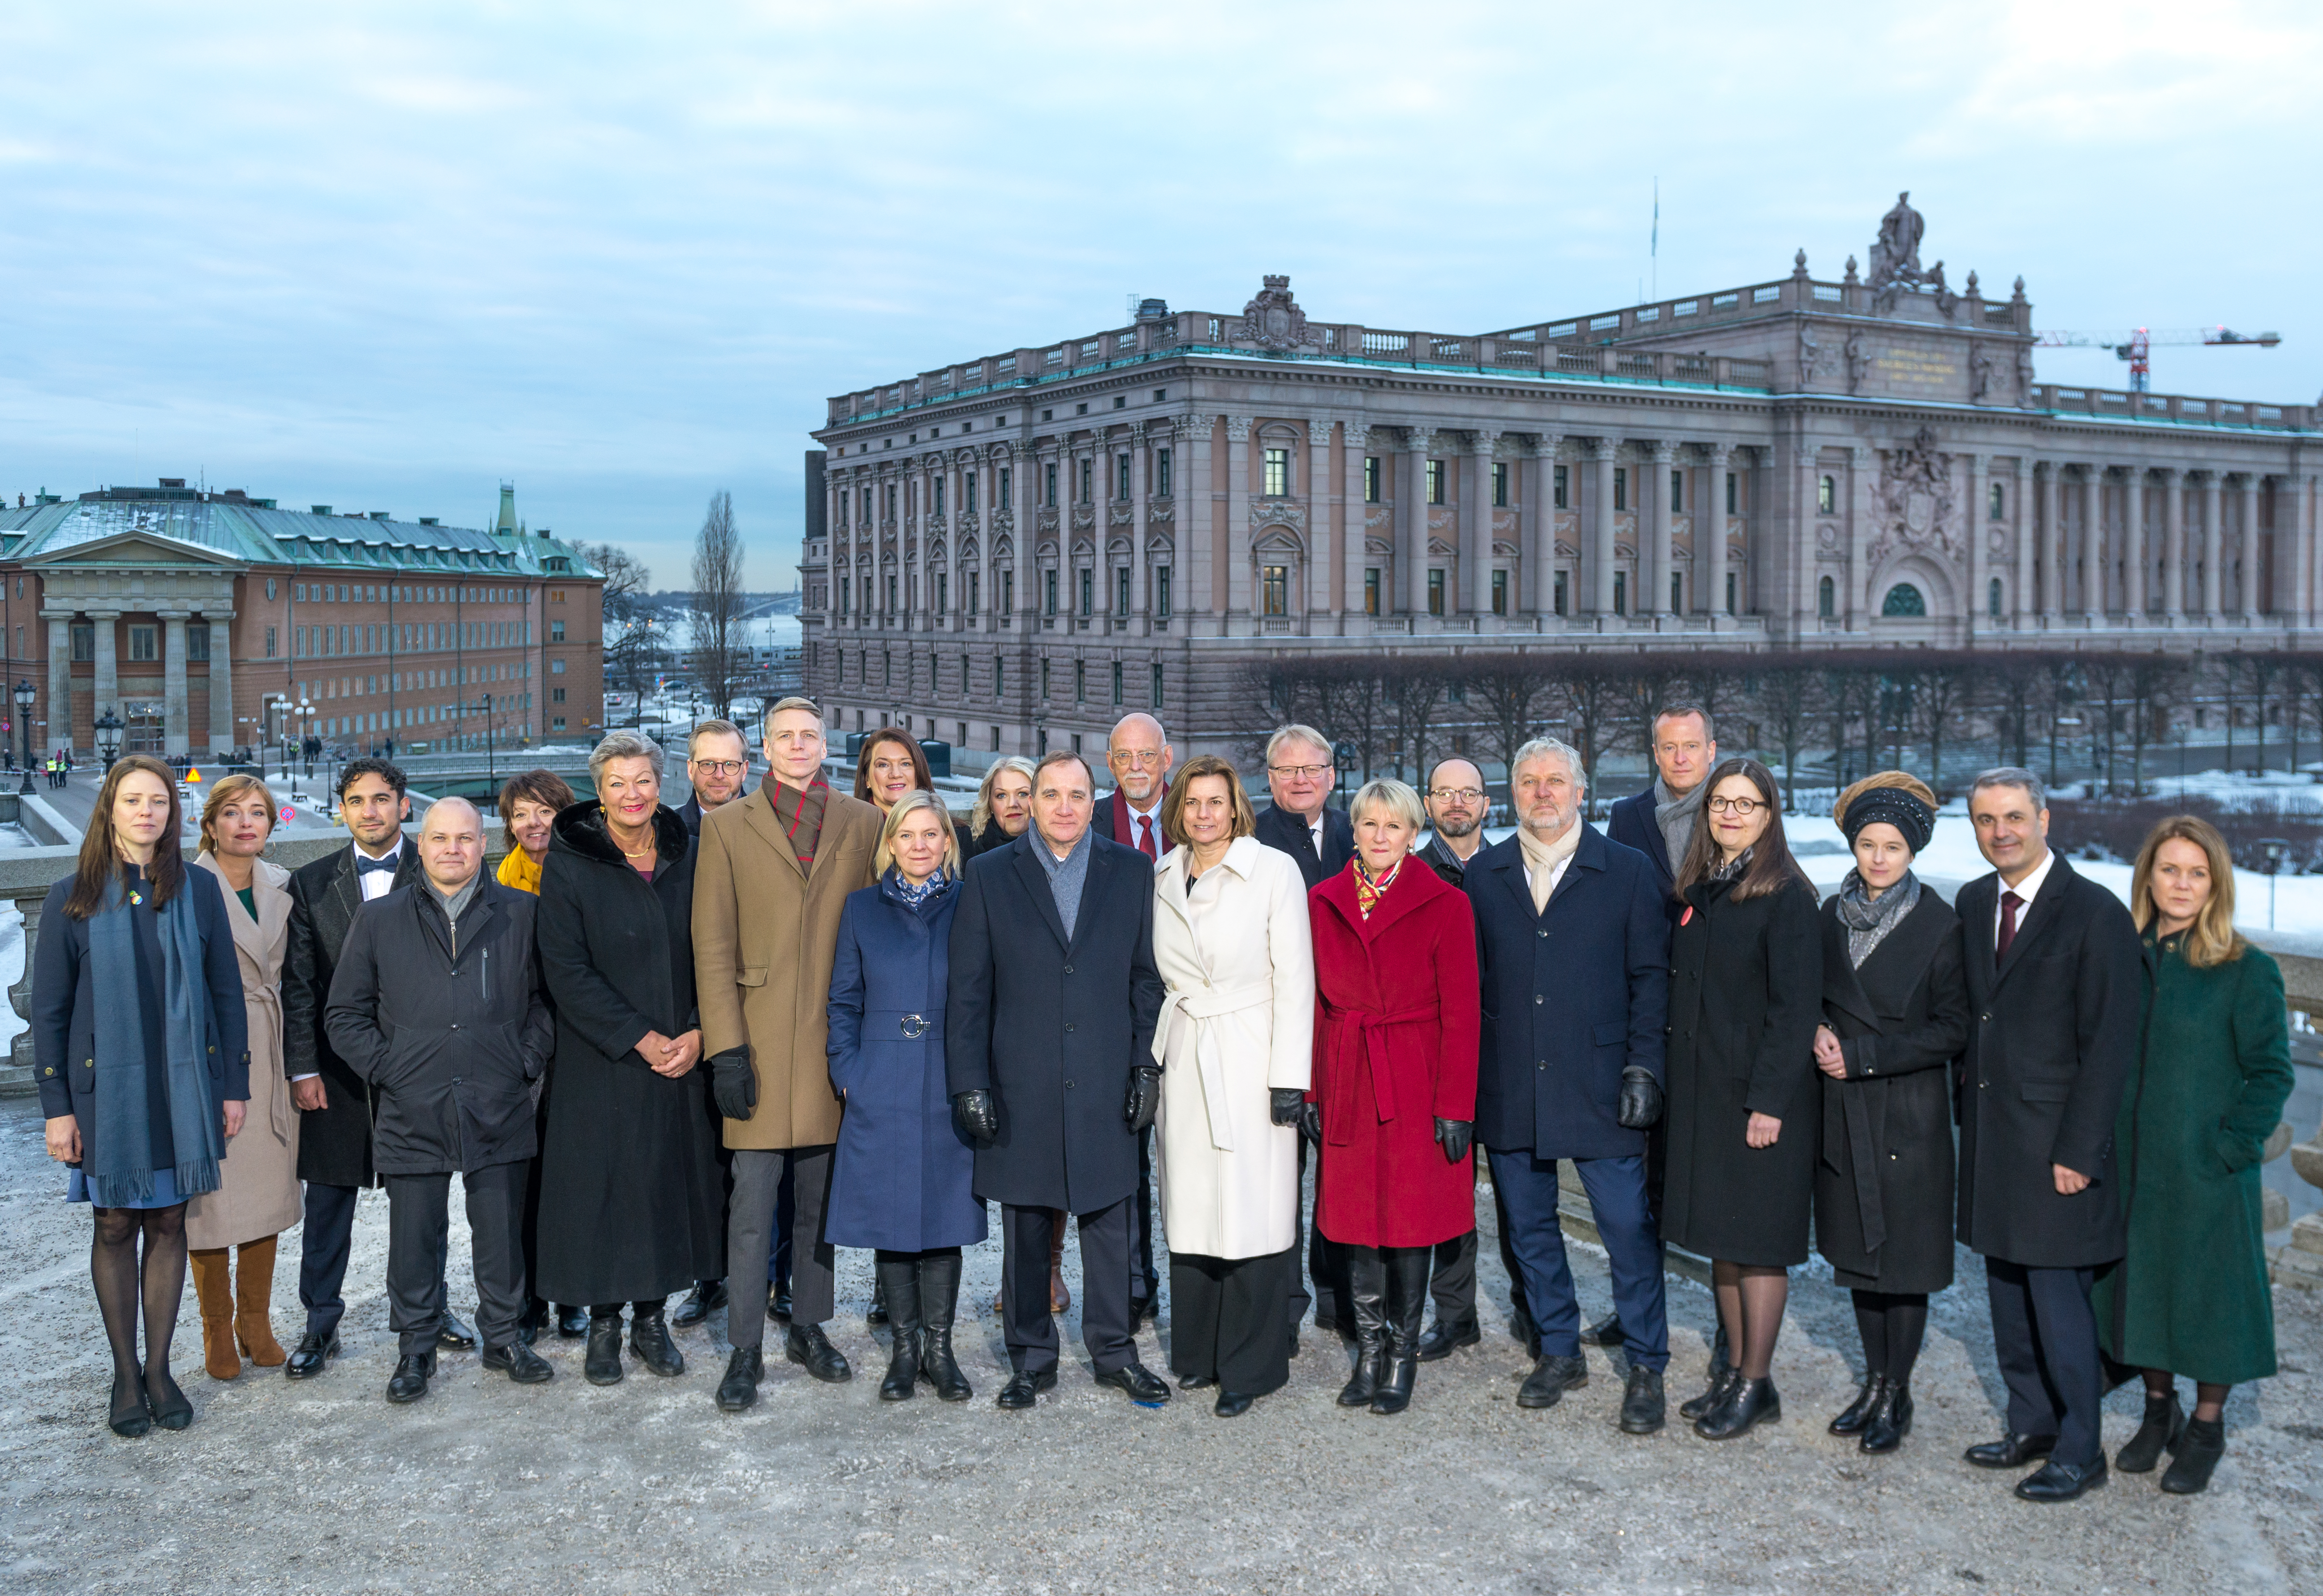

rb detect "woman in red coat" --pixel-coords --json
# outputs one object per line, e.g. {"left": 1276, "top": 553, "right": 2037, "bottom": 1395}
{"left": 1307, "top": 776, "right": 1481, "bottom": 1415}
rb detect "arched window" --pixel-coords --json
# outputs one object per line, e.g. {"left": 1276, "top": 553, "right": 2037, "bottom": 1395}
{"left": 1818, "top": 474, "right": 1837, "bottom": 514}
{"left": 1817, "top": 575, "right": 1835, "bottom": 618}
{"left": 1988, "top": 577, "right": 2004, "bottom": 618}
{"left": 1882, "top": 583, "right": 1926, "bottom": 617}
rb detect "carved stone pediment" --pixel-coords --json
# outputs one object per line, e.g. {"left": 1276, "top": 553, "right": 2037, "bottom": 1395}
{"left": 1365, "top": 537, "right": 1395, "bottom": 555}
{"left": 1868, "top": 427, "right": 1959, "bottom": 570}
{"left": 1239, "top": 275, "right": 1313, "bottom": 352}
{"left": 1427, "top": 536, "right": 1456, "bottom": 556}
{"left": 1553, "top": 541, "right": 1578, "bottom": 558}
{"left": 1491, "top": 540, "right": 1519, "bottom": 556}
{"left": 1144, "top": 533, "right": 1174, "bottom": 556}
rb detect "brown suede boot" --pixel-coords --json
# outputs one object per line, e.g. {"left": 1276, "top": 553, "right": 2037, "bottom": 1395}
{"left": 189, "top": 1247, "right": 242, "bottom": 1380}
{"left": 234, "top": 1236, "right": 288, "bottom": 1367}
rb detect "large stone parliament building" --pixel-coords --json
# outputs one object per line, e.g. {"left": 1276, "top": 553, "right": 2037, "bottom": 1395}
{"left": 802, "top": 196, "right": 2319, "bottom": 759}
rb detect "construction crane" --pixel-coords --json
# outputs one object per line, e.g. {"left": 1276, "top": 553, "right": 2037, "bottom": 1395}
{"left": 2034, "top": 326, "right": 2282, "bottom": 393}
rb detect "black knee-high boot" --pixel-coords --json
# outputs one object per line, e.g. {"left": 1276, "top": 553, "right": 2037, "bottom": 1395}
{"left": 875, "top": 1255, "right": 921, "bottom": 1401}
{"left": 1337, "top": 1249, "right": 1387, "bottom": 1408}
{"left": 1372, "top": 1247, "right": 1429, "bottom": 1416}
{"left": 916, "top": 1251, "right": 971, "bottom": 1402}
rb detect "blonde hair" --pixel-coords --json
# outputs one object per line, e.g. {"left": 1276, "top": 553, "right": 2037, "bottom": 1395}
{"left": 1833, "top": 769, "right": 1937, "bottom": 825}
{"left": 1348, "top": 776, "right": 1424, "bottom": 834}
{"left": 198, "top": 773, "right": 278, "bottom": 860}
{"left": 1160, "top": 755, "right": 1257, "bottom": 848}
{"left": 874, "top": 790, "right": 962, "bottom": 878}
{"left": 2130, "top": 815, "right": 2245, "bottom": 969}
{"left": 970, "top": 755, "right": 1038, "bottom": 840}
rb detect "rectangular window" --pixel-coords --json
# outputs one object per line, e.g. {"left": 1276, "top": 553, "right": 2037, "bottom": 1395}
{"left": 552, "top": 686, "right": 567, "bottom": 703}
{"left": 1614, "top": 468, "right": 1628, "bottom": 512}
{"left": 935, "top": 573, "right": 948, "bottom": 613}
{"left": 265, "top": 625, "right": 278, "bottom": 659}
{"left": 994, "top": 658, "right": 1005, "bottom": 697}
{"left": 1002, "top": 571, "right": 1014, "bottom": 613}
{"left": 886, "top": 575, "right": 898, "bottom": 612}
{"left": 1491, "top": 462, "right": 1508, "bottom": 508}
{"left": 1427, "top": 569, "right": 1444, "bottom": 616}
{"left": 187, "top": 623, "right": 211, "bottom": 661}
{"left": 1000, "top": 467, "right": 1012, "bottom": 509}
{"left": 1364, "top": 569, "right": 1381, "bottom": 616}
{"left": 1726, "top": 471, "right": 1739, "bottom": 515}
{"left": 1044, "top": 463, "right": 1057, "bottom": 506}
{"left": 1111, "top": 660, "right": 1123, "bottom": 707}
{"left": 964, "top": 470, "right": 977, "bottom": 509}
{"left": 967, "top": 571, "right": 979, "bottom": 614}
{"left": 1262, "top": 565, "right": 1288, "bottom": 616}
{"left": 1426, "top": 460, "right": 1445, "bottom": 505}
{"left": 1074, "top": 660, "right": 1086, "bottom": 703}
{"left": 550, "top": 619, "right": 566, "bottom": 642}
{"left": 1553, "top": 464, "right": 1569, "bottom": 509}
{"left": 1364, "top": 456, "right": 1381, "bottom": 503}
{"left": 552, "top": 716, "right": 567, "bottom": 732}
{"left": 1155, "top": 449, "right": 1172, "bottom": 497}
{"left": 1116, "top": 455, "right": 1131, "bottom": 501}
{"left": 1670, "top": 470, "right": 1684, "bottom": 513}
{"left": 1726, "top": 571, "right": 1739, "bottom": 616}
{"left": 1553, "top": 569, "right": 1569, "bottom": 616}
{"left": 1613, "top": 572, "right": 1629, "bottom": 615}
{"left": 933, "top": 479, "right": 945, "bottom": 518}
{"left": 1155, "top": 568, "right": 1172, "bottom": 619}
{"left": 1115, "top": 569, "right": 1129, "bottom": 617}
{"left": 1078, "top": 459, "right": 1092, "bottom": 505}
{"left": 1043, "top": 570, "right": 1057, "bottom": 617}
{"left": 1671, "top": 571, "right": 1683, "bottom": 612}
{"left": 1491, "top": 570, "right": 1507, "bottom": 615}
{"left": 551, "top": 658, "right": 565, "bottom": 674}
{"left": 1150, "top": 664, "right": 1164, "bottom": 710}
{"left": 1264, "top": 448, "right": 1289, "bottom": 497}
{"left": 1818, "top": 474, "right": 1837, "bottom": 514}
{"left": 1989, "top": 482, "right": 2006, "bottom": 521}
{"left": 1078, "top": 569, "right": 1093, "bottom": 617}
{"left": 128, "top": 625, "right": 157, "bottom": 662}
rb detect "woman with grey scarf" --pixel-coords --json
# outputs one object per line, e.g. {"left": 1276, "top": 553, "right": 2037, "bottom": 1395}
{"left": 1811, "top": 774, "right": 1969, "bottom": 1456}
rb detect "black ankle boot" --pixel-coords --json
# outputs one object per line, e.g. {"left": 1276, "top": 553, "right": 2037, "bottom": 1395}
{"left": 1336, "top": 1251, "right": 1387, "bottom": 1408}
{"left": 2117, "top": 1390, "right": 2185, "bottom": 1473}
{"left": 1694, "top": 1374, "right": 1780, "bottom": 1440}
{"left": 1859, "top": 1381, "right": 1913, "bottom": 1453}
{"left": 584, "top": 1313, "right": 625, "bottom": 1385}
{"left": 1829, "top": 1373, "right": 1888, "bottom": 1436}
{"left": 1681, "top": 1328, "right": 1736, "bottom": 1421}
{"left": 876, "top": 1259, "right": 922, "bottom": 1401}
{"left": 628, "top": 1309, "right": 685, "bottom": 1377}
{"left": 1371, "top": 1247, "right": 1428, "bottom": 1416}
{"left": 2160, "top": 1416, "right": 2225, "bottom": 1494}
{"left": 916, "top": 1254, "right": 971, "bottom": 1402}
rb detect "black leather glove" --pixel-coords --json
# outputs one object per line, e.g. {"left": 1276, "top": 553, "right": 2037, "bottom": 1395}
{"left": 1298, "top": 1102, "right": 1322, "bottom": 1146}
{"left": 1269, "top": 1088, "right": 1306, "bottom": 1127}
{"left": 709, "top": 1049, "right": 756, "bottom": 1122}
{"left": 952, "top": 1088, "right": 999, "bottom": 1144}
{"left": 1617, "top": 1065, "right": 1665, "bottom": 1130}
{"left": 1435, "top": 1117, "right": 1474, "bottom": 1165}
{"left": 1125, "top": 1065, "right": 1163, "bottom": 1133}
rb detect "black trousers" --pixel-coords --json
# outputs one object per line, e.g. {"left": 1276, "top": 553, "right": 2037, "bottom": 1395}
{"left": 384, "top": 1163, "right": 527, "bottom": 1357}
{"left": 729, "top": 1146, "right": 833, "bottom": 1347}
{"left": 1004, "top": 1197, "right": 1133, "bottom": 1376}
{"left": 1129, "top": 1129, "right": 1157, "bottom": 1304}
{"left": 1291, "top": 1137, "right": 1343, "bottom": 1333}
{"left": 1987, "top": 1258, "right": 2104, "bottom": 1467}
{"left": 298, "top": 1181, "right": 359, "bottom": 1339}
{"left": 1428, "top": 1166, "right": 1530, "bottom": 1332}
{"left": 1170, "top": 1247, "right": 1292, "bottom": 1397}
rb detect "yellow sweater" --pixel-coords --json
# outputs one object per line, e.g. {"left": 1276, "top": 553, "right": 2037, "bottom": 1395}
{"left": 497, "top": 847, "right": 544, "bottom": 895}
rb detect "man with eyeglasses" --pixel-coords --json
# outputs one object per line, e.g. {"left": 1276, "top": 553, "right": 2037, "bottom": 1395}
{"left": 1414, "top": 756, "right": 1534, "bottom": 1363}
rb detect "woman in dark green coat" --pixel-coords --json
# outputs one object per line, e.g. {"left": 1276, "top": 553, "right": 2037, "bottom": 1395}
{"left": 2095, "top": 815, "right": 2294, "bottom": 1496}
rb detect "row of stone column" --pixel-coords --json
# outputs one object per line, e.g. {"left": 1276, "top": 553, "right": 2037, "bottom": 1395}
{"left": 39, "top": 609, "right": 235, "bottom": 755}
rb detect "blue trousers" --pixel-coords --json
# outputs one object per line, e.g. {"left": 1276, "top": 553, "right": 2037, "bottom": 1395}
{"left": 298, "top": 1182, "right": 359, "bottom": 1339}
{"left": 1489, "top": 1147, "right": 1668, "bottom": 1372}
{"left": 1986, "top": 1259, "right": 2103, "bottom": 1467}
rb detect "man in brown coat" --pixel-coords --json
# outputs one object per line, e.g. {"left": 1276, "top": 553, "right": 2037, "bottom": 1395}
{"left": 695, "top": 697, "right": 882, "bottom": 1410}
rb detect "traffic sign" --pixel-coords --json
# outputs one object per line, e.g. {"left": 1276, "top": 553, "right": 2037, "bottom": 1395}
{"left": 186, "top": 767, "right": 203, "bottom": 783}
{"left": 279, "top": 805, "right": 297, "bottom": 824}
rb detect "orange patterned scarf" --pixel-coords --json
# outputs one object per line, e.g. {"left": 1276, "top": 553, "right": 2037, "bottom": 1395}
{"left": 1353, "top": 855, "right": 1402, "bottom": 919}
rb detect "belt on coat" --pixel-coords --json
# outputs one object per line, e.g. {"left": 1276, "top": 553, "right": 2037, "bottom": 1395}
{"left": 1151, "top": 979, "right": 1276, "bottom": 1153}
{"left": 866, "top": 1008, "right": 933, "bottom": 1040}
{"left": 1318, "top": 1000, "right": 1437, "bottom": 1145}
{"left": 1822, "top": 1076, "right": 1886, "bottom": 1254}
{"left": 249, "top": 983, "right": 294, "bottom": 1147}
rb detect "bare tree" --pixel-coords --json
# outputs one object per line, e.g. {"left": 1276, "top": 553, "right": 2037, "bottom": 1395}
{"left": 1752, "top": 654, "right": 1823, "bottom": 811}
{"left": 690, "top": 491, "right": 748, "bottom": 722}
{"left": 1464, "top": 652, "right": 1553, "bottom": 777}
{"left": 1381, "top": 657, "right": 1448, "bottom": 786}
{"left": 2125, "top": 653, "right": 2190, "bottom": 794}
{"left": 1908, "top": 657, "right": 1974, "bottom": 793}
{"left": 582, "top": 542, "right": 657, "bottom": 720}
{"left": 1551, "top": 656, "right": 1635, "bottom": 816}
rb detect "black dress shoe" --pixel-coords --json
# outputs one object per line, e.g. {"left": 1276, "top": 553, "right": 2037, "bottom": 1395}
{"left": 437, "top": 1310, "right": 478, "bottom": 1352}
{"left": 1126, "top": 1296, "right": 1156, "bottom": 1333}
{"left": 996, "top": 1367, "right": 1058, "bottom": 1410}
{"left": 1829, "top": 1374, "right": 1889, "bottom": 1436}
{"left": 2117, "top": 1391, "right": 2185, "bottom": 1472}
{"left": 629, "top": 1310, "right": 685, "bottom": 1377}
{"left": 517, "top": 1299, "right": 547, "bottom": 1346}
{"left": 1694, "top": 1374, "right": 1780, "bottom": 1440}
{"left": 555, "top": 1305, "right": 590, "bottom": 1340}
{"left": 1418, "top": 1320, "right": 1480, "bottom": 1362}
{"left": 386, "top": 1352, "right": 435, "bottom": 1404}
{"left": 1681, "top": 1366, "right": 1738, "bottom": 1423}
{"left": 107, "top": 1371, "right": 151, "bottom": 1439}
{"left": 1965, "top": 1432, "right": 2057, "bottom": 1469}
{"left": 2160, "top": 1417, "right": 2224, "bottom": 1495}
{"left": 1517, "top": 1352, "right": 1588, "bottom": 1410}
{"left": 1214, "top": 1389, "right": 1257, "bottom": 1418}
{"left": 1096, "top": 1360, "right": 1171, "bottom": 1403}
{"left": 671, "top": 1281, "right": 728, "bottom": 1329}
{"left": 1582, "top": 1310, "right": 1626, "bottom": 1349}
{"left": 1619, "top": 1366, "right": 1666, "bottom": 1435}
{"left": 482, "top": 1342, "right": 556, "bottom": 1384}
{"left": 767, "top": 1287, "right": 793, "bottom": 1324}
{"left": 284, "top": 1332, "right": 340, "bottom": 1381}
{"left": 1177, "top": 1372, "right": 1219, "bottom": 1390}
{"left": 2016, "top": 1455, "right": 2108, "bottom": 1502}
{"left": 1859, "top": 1382, "right": 1913, "bottom": 1454}
{"left": 715, "top": 1346, "right": 763, "bottom": 1411}
{"left": 146, "top": 1369, "right": 194, "bottom": 1431}
{"left": 584, "top": 1315, "right": 625, "bottom": 1385}
{"left": 785, "top": 1322, "right": 853, "bottom": 1383}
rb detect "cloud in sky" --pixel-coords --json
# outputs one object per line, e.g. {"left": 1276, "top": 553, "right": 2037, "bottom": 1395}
{"left": 0, "top": 0, "right": 2311, "bottom": 587}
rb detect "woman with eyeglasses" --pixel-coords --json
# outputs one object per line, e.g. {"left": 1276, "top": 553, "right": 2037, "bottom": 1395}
{"left": 1661, "top": 757, "right": 1823, "bottom": 1441}
{"left": 824, "top": 791, "right": 983, "bottom": 1401}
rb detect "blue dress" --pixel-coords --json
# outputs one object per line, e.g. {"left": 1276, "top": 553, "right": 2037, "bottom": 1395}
{"left": 824, "top": 872, "right": 987, "bottom": 1252}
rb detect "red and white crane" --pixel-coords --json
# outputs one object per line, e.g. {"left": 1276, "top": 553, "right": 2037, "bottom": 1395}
{"left": 2034, "top": 326, "right": 2281, "bottom": 393}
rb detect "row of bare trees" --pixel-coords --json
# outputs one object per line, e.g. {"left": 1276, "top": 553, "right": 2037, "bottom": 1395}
{"left": 1242, "top": 647, "right": 2323, "bottom": 809}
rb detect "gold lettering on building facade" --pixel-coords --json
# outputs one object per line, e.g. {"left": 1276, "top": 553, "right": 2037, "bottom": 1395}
{"left": 1872, "top": 348, "right": 1959, "bottom": 389}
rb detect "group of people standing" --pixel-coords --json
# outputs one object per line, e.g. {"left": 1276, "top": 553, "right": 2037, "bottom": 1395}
{"left": 36, "top": 699, "right": 2293, "bottom": 1502}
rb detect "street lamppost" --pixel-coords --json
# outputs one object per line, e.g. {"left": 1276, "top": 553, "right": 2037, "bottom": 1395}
{"left": 478, "top": 692, "right": 497, "bottom": 789}
{"left": 95, "top": 708, "right": 124, "bottom": 774}
{"left": 2260, "top": 837, "right": 2290, "bottom": 931}
{"left": 1332, "top": 738, "right": 1358, "bottom": 811}
{"left": 14, "top": 680, "right": 35, "bottom": 796}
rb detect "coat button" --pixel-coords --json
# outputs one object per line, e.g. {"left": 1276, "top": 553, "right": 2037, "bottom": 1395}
{"left": 85, "top": 1059, "right": 93, "bottom": 1068}
{"left": 1065, "top": 1079, "right": 1075, "bottom": 1089}
{"left": 1534, "top": 995, "right": 1543, "bottom": 1005}
{"left": 1064, "top": 964, "right": 1074, "bottom": 975}
{"left": 207, "top": 1046, "right": 215, "bottom": 1054}
{"left": 1538, "top": 930, "right": 1548, "bottom": 938}
{"left": 43, "top": 1066, "right": 52, "bottom": 1076}
{"left": 453, "top": 1076, "right": 462, "bottom": 1085}
{"left": 1065, "top": 1022, "right": 1075, "bottom": 1032}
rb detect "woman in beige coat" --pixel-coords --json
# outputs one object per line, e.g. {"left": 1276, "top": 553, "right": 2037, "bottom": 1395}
{"left": 187, "top": 775, "right": 302, "bottom": 1380}
{"left": 1151, "top": 756, "right": 1315, "bottom": 1417}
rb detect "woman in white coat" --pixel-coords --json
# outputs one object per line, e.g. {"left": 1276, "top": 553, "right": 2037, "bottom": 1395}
{"left": 1151, "top": 755, "right": 1315, "bottom": 1417}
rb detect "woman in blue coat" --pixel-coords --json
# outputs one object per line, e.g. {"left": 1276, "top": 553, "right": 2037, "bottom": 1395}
{"left": 827, "top": 790, "right": 987, "bottom": 1402}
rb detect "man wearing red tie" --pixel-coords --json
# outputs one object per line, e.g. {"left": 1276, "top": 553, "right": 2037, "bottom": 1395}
{"left": 1092, "top": 713, "right": 1173, "bottom": 1321}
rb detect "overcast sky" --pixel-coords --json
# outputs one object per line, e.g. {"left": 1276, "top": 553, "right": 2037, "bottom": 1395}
{"left": 1, "top": 1, "right": 2313, "bottom": 589}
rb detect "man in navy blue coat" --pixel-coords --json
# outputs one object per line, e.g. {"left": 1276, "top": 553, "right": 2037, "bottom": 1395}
{"left": 1469, "top": 736, "right": 1672, "bottom": 1434}
{"left": 947, "top": 750, "right": 1169, "bottom": 1410}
